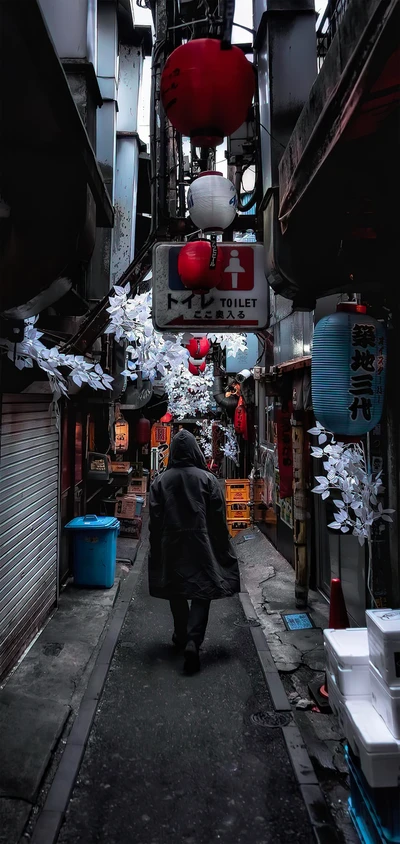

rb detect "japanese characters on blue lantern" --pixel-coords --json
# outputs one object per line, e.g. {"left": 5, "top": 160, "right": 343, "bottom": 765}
{"left": 311, "top": 304, "right": 387, "bottom": 436}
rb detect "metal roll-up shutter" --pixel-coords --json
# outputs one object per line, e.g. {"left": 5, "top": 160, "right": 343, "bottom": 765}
{"left": 0, "top": 394, "right": 60, "bottom": 680}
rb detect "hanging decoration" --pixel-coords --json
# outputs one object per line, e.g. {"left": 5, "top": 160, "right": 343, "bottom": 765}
{"left": 187, "top": 172, "right": 237, "bottom": 232}
{"left": 115, "top": 410, "right": 129, "bottom": 452}
{"left": 186, "top": 336, "right": 210, "bottom": 359}
{"left": 276, "top": 403, "right": 293, "bottom": 499}
{"left": 189, "top": 359, "right": 207, "bottom": 375}
{"left": 135, "top": 417, "right": 151, "bottom": 445}
{"left": 234, "top": 395, "right": 248, "bottom": 440}
{"left": 160, "top": 412, "right": 173, "bottom": 423}
{"left": 106, "top": 286, "right": 188, "bottom": 382}
{"left": 312, "top": 303, "right": 387, "bottom": 436}
{"left": 163, "top": 362, "right": 214, "bottom": 419}
{"left": 160, "top": 38, "right": 255, "bottom": 148}
{"left": 0, "top": 316, "right": 114, "bottom": 399}
{"left": 177, "top": 240, "right": 223, "bottom": 292}
{"left": 195, "top": 419, "right": 239, "bottom": 466}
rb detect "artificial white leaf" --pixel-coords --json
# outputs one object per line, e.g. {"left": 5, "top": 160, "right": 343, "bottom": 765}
{"left": 322, "top": 490, "right": 330, "bottom": 500}
{"left": 318, "top": 433, "right": 328, "bottom": 445}
{"left": 328, "top": 522, "right": 341, "bottom": 530}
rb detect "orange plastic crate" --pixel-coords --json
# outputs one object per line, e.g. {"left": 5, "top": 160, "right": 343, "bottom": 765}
{"left": 226, "top": 502, "right": 251, "bottom": 520}
{"left": 228, "top": 519, "right": 251, "bottom": 537}
{"left": 225, "top": 480, "right": 250, "bottom": 502}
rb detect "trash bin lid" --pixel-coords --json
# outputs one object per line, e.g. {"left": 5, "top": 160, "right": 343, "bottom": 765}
{"left": 65, "top": 515, "right": 120, "bottom": 530}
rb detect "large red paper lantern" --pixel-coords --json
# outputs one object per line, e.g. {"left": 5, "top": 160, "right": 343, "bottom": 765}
{"left": 135, "top": 417, "right": 151, "bottom": 445}
{"left": 189, "top": 359, "right": 206, "bottom": 375}
{"left": 161, "top": 39, "right": 254, "bottom": 147}
{"left": 186, "top": 336, "right": 210, "bottom": 358}
{"left": 178, "top": 240, "right": 223, "bottom": 291}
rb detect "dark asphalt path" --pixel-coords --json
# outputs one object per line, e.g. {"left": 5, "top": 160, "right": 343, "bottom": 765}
{"left": 58, "top": 540, "right": 314, "bottom": 844}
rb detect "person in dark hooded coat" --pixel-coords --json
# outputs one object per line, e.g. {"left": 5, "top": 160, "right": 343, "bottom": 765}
{"left": 148, "top": 429, "right": 240, "bottom": 672}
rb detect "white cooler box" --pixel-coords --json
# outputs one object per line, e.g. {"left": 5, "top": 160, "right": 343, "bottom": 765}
{"left": 366, "top": 609, "right": 400, "bottom": 688}
{"left": 327, "top": 674, "right": 348, "bottom": 736}
{"left": 346, "top": 699, "right": 400, "bottom": 788}
{"left": 370, "top": 661, "right": 400, "bottom": 739}
{"left": 324, "top": 628, "right": 370, "bottom": 697}
{"left": 327, "top": 673, "right": 370, "bottom": 736}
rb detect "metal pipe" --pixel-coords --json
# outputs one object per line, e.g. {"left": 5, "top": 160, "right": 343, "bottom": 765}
{"left": 213, "top": 375, "right": 238, "bottom": 414}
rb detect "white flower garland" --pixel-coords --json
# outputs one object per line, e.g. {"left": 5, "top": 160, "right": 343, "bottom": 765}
{"left": 195, "top": 419, "right": 239, "bottom": 465}
{"left": 0, "top": 318, "right": 113, "bottom": 399}
{"left": 308, "top": 421, "right": 394, "bottom": 545}
{"left": 309, "top": 421, "right": 395, "bottom": 607}
{"left": 163, "top": 362, "right": 215, "bottom": 418}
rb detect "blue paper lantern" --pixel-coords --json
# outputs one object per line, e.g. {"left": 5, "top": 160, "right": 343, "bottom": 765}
{"left": 312, "top": 304, "right": 387, "bottom": 436}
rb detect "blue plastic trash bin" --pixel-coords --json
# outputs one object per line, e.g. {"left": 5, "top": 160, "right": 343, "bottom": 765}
{"left": 65, "top": 515, "right": 120, "bottom": 588}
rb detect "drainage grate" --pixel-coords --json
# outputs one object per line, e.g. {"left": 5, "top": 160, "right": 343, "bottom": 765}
{"left": 250, "top": 711, "right": 292, "bottom": 728}
{"left": 281, "top": 612, "right": 316, "bottom": 631}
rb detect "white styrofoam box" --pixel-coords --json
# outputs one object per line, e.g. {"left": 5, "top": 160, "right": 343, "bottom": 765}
{"left": 370, "top": 661, "right": 400, "bottom": 739}
{"left": 345, "top": 699, "right": 400, "bottom": 788}
{"left": 324, "top": 628, "right": 370, "bottom": 697}
{"left": 366, "top": 609, "right": 400, "bottom": 687}
{"left": 327, "top": 674, "right": 348, "bottom": 736}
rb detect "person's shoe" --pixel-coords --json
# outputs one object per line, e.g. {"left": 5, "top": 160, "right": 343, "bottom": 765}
{"left": 172, "top": 632, "right": 186, "bottom": 650}
{"left": 184, "top": 640, "right": 200, "bottom": 674}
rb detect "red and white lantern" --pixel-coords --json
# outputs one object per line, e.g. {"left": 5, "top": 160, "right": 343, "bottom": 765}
{"left": 186, "top": 336, "right": 210, "bottom": 358}
{"left": 187, "top": 172, "right": 237, "bottom": 232}
{"left": 177, "top": 240, "right": 223, "bottom": 291}
{"left": 188, "top": 359, "right": 206, "bottom": 375}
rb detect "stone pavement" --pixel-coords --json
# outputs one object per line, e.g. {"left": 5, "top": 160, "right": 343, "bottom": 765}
{"left": 0, "top": 538, "right": 138, "bottom": 844}
{"left": 0, "top": 523, "right": 358, "bottom": 844}
{"left": 236, "top": 527, "right": 358, "bottom": 844}
{"left": 56, "top": 532, "right": 317, "bottom": 844}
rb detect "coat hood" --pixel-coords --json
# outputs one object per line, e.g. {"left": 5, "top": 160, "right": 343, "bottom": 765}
{"left": 167, "top": 430, "right": 208, "bottom": 471}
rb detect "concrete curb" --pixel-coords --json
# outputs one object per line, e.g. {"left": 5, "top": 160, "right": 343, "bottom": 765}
{"left": 29, "top": 543, "right": 145, "bottom": 844}
{"left": 239, "top": 590, "right": 343, "bottom": 844}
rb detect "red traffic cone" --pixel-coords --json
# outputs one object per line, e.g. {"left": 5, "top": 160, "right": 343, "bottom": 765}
{"left": 319, "top": 578, "right": 350, "bottom": 702}
{"left": 329, "top": 578, "right": 350, "bottom": 629}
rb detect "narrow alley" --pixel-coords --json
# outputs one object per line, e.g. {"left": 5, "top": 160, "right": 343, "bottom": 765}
{"left": 1, "top": 0, "right": 399, "bottom": 842}
{"left": 28, "top": 526, "right": 321, "bottom": 844}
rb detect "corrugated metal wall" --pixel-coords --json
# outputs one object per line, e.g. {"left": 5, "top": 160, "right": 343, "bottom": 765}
{"left": 0, "top": 395, "right": 59, "bottom": 680}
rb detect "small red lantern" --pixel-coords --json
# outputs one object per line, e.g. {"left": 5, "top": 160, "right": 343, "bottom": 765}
{"left": 186, "top": 336, "right": 210, "bottom": 358}
{"left": 189, "top": 360, "right": 206, "bottom": 375}
{"left": 160, "top": 412, "right": 173, "bottom": 423}
{"left": 178, "top": 240, "right": 223, "bottom": 291}
{"left": 135, "top": 417, "right": 151, "bottom": 445}
{"left": 161, "top": 39, "right": 254, "bottom": 147}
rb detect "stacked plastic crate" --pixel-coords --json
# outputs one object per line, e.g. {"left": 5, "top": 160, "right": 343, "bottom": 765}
{"left": 225, "top": 480, "right": 251, "bottom": 537}
{"left": 324, "top": 610, "right": 400, "bottom": 844}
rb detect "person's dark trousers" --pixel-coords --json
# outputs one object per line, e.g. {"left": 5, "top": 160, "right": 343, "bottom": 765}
{"left": 169, "top": 597, "right": 211, "bottom": 648}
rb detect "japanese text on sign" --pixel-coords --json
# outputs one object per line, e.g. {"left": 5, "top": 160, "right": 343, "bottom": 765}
{"left": 152, "top": 243, "right": 268, "bottom": 332}
{"left": 348, "top": 323, "right": 382, "bottom": 422}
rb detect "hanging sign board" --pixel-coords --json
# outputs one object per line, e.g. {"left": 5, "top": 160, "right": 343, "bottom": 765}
{"left": 152, "top": 243, "right": 268, "bottom": 333}
{"left": 150, "top": 423, "right": 171, "bottom": 477}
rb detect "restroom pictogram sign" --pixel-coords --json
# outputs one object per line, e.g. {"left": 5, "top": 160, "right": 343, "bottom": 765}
{"left": 152, "top": 242, "right": 268, "bottom": 332}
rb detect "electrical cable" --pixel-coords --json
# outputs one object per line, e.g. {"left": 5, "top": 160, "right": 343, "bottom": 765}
{"left": 259, "top": 121, "right": 286, "bottom": 150}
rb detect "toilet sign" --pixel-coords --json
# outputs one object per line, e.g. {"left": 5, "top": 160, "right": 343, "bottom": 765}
{"left": 152, "top": 242, "right": 269, "bottom": 332}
